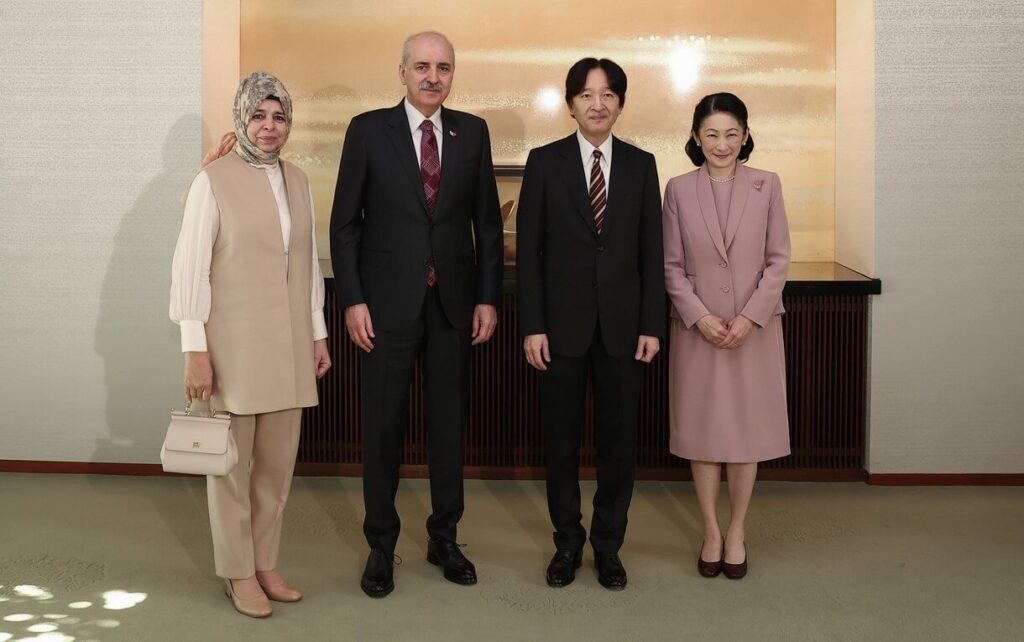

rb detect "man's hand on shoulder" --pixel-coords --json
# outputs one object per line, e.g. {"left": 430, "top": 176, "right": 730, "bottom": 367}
{"left": 202, "top": 132, "right": 236, "bottom": 167}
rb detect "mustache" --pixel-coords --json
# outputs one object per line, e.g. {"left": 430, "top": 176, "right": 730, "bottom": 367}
{"left": 418, "top": 81, "right": 444, "bottom": 91}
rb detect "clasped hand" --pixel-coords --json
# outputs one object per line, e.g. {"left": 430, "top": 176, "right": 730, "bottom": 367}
{"left": 695, "top": 314, "right": 755, "bottom": 349}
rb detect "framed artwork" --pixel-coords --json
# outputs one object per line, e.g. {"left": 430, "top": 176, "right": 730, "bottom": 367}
{"left": 238, "top": 0, "right": 836, "bottom": 264}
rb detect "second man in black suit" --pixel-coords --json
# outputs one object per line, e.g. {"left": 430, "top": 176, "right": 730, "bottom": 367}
{"left": 330, "top": 31, "right": 503, "bottom": 598}
{"left": 517, "top": 58, "right": 665, "bottom": 590}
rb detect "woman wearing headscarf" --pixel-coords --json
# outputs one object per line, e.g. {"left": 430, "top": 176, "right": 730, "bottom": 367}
{"left": 170, "top": 71, "right": 331, "bottom": 617}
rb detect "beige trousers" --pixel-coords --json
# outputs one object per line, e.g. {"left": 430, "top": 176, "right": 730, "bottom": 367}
{"left": 207, "top": 407, "right": 302, "bottom": 579}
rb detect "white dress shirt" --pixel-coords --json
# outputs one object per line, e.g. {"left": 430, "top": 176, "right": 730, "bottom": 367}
{"left": 576, "top": 130, "right": 613, "bottom": 191}
{"left": 404, "top": 98, "right": 444, "bottom": 164}
{"left": 169, "top": 162, "right": 327, "bottom": 353}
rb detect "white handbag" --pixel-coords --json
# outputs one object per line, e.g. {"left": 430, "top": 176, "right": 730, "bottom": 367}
{"left": 160, "top": 404, "right": 238, "bottom": 476}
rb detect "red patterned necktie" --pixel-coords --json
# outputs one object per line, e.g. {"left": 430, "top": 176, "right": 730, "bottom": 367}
{"left": 420, "top": 120, "right": 440, "bottom": 286}
{"left": 420, "top": 120, "right": 441, "bottom": 212}
{"left": 589, "top": 149, "right": 606, "bottom": 234}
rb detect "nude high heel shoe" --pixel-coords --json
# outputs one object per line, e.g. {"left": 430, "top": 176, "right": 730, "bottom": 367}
{"left": 223, "top": 579, "right": 273, "bottom": 618}
{"left": 256, "top": 573, "right": 302, "bottom": 603}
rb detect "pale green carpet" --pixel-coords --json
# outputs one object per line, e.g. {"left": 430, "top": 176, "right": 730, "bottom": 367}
{"left": 1, "top": 473, "right": 1021, "bottom": 641}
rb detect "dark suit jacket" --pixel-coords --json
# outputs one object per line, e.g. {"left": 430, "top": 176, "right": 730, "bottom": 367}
{"left": 329, "top": 101, "right": 503, "bottom": 331}
{"left": 516, "top": 134, "right": 665, "bottom": 357}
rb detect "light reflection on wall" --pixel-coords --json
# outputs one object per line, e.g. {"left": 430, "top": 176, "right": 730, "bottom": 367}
{"left": 534, "top": 87, "right": 563, "bottom": 113}
{"left": 667, "top": 40, "right": 706, "bottom": 93}
{"left": 240, "top": 0, "right": 836, "bottom": 262}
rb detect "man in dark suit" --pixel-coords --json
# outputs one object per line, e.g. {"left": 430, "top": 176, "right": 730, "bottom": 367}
{"left": 516, "top": 58, "right": 664, "bottom": 590}
{"left": 330, "top": 31, "right": 503, "bottom": 598}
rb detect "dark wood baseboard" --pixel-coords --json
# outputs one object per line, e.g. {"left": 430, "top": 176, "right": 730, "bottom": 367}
{"left": 290, "top": 464, "right": 868, "bottom": 482}
{"left": 294, "top": 463, "right": 547, "bottom": 480}
{"left": 0, "top": 459, "right": 864, "bottom": 483}
{"left": 867, "top": 473, "right": 1024, "bottom": 486}
{"left": 0, "top": 460, "right": 173, "bottom": 475}
{"left": 10, "top": 461, "right": 1019, "bottom": 485}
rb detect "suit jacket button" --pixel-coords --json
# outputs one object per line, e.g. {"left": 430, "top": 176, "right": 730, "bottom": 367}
{"left": 597, "top": 245, "right": 605, "bottom": 252}
{"left": 721, "top": 285, "right": 731, "bottom": 293}
{"left": 720, "top": 262, "right": 727, "bottom": 268}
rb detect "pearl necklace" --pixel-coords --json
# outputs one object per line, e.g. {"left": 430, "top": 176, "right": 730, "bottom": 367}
{"left": 709, "top": 174, "right": 736, "bottom": 183}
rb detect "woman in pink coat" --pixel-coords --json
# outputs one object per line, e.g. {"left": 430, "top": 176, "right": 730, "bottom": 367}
{"left": 662, "top": 93, "right": 791, "bottom": 580}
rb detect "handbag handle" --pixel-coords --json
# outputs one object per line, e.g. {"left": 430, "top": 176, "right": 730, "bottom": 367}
{"left": 185, "top": 399, "right": 225, "bottom": 418}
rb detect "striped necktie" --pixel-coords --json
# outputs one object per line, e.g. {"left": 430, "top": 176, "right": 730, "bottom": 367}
{"left": 589, "top": 149, "right": 606, "bottom": 234}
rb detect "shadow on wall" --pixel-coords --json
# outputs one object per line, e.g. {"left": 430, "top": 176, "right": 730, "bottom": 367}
{"left": 93, "top": 114, "right": 203, "bottom": 465}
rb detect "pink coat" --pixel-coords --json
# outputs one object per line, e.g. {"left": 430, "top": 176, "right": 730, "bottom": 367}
{"left": 662, "top": 164, "right": 791, "bottom": 463}
{"left": 663, "top": 164, "right": 788, "bottom": 329}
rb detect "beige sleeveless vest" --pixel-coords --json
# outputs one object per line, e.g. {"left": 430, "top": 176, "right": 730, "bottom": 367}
{"left": 203, "top": 152, "right": 318, "bottom": 415}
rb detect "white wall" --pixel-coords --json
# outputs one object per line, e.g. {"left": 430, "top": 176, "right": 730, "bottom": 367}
{"left": 0, "top": 1, "right": 201, "bottom": 463}
{"left": 869, "top": 1, "right": 1024, "bottom": 472}
{"left": 2, "top": 1, "right": 1022, "bottom": 473}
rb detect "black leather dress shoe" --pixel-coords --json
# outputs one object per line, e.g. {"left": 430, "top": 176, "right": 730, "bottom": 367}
{"left": 594, "top": 552, "right": 627, "bottom": 590}
{"left": 360, "top": 549, "right": 395, "bottom": 598}
{"left": 545, "top": 548, "right": 583, "bottom": 587}
{"left": 426, "top": 539, "right": 477, "bottom": 585}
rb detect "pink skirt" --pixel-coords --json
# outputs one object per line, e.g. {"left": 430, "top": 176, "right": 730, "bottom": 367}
{"left": 668, "top": 316, "right": 791, "bottom": 463}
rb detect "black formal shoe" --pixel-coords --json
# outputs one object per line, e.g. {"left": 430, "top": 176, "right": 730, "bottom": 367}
{"left": 594, "top": 552, "right": 627, "bottom": 590}
{"left": 360, "top": 549, "right": 395, "bottom": 598}
{"left": 426, "top": 538, "right": 477, "bottom": 585}
{"left": 545, "top": 548, "right": 583, "bottom": 587}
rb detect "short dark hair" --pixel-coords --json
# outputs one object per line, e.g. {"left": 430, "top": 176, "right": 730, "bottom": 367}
{"left": 684, "top": 92, "right": 755, "bottom": 166}
{"left": 564, "top": 58, "right": 627, "bottom": 107}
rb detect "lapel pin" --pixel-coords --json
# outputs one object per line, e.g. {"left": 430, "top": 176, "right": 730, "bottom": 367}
{"left": 449, "top": 130, "right": 457, "bottom": 137}
{"left": 753, "top": 179, "right": 765, "bottom": 191}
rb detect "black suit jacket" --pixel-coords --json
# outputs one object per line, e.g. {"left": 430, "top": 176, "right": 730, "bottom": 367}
{"left": 330, "top": 101, "right": 503, "bottom": 331}
{"left": 516, "top": 134, "right": 665, "bottom": 357}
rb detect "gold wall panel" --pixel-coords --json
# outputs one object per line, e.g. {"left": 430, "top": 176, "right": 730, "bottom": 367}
{"left": 240, "top": 0, "right": 836, "bottom": 262}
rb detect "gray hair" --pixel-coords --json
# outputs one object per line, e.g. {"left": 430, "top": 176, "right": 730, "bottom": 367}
{"left": 401, "top": 31, "right": 455, "bottom": 66}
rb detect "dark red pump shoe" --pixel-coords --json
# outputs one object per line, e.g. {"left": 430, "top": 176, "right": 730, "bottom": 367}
{"left": 697, "top": 540, "right": 723, "bottom": 578}
{"left": 722, "top": 543, "right": 747, "bottom": 580}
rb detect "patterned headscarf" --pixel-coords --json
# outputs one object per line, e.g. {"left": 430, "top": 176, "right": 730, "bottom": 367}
{"left": 232, "top": 70, "right": 293, "bottom": 167}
